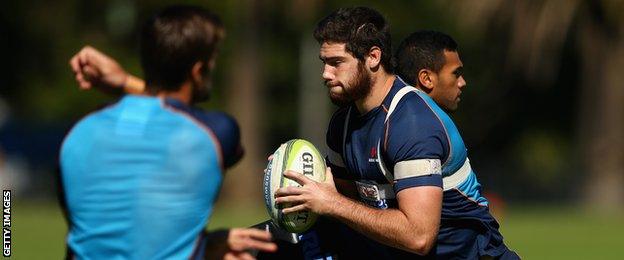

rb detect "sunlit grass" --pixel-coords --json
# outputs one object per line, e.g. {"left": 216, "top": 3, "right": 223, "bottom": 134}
{"left": 12, "top": 201, "right": 624, "bottom": 259}
{"left": 500, "top": 206, "right": 624, "bottom": 259}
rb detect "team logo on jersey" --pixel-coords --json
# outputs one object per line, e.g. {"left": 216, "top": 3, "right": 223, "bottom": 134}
{"left": 368, "top": 147, "right": 379, "bottom": 163}
{"left": 357, "top": 184, "right": 379, "bottom": 200}
{"left": 355, "top": 182, "right": 388, "bottom": 209}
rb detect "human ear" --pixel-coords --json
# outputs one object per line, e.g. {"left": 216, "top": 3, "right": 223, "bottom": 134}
{"left": 418, "top": 69, "right": 436, "bottom": 91}
{"left": 191, "top": 61, "right": 204, "bottom": 84}
{"left": 366, "top": 46, "right": 382, "bottom": 69}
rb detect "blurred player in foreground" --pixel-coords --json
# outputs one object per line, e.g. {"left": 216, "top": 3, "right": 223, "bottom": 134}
{"left": 61, "top": 5, "right": 276, "bottom": 259}
{"left": 273, "top": 8, "right": 520, "bottom": 259}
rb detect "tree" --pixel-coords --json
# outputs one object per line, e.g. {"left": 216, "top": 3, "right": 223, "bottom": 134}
{"left": 452, "top": 0, "right": 624, "bottom": 210}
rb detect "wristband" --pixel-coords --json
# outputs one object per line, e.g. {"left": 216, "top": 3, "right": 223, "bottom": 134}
{"left": 123, "top": 74, "right": 145, "bottom": 94}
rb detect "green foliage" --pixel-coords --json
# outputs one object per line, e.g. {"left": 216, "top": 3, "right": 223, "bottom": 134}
{"left": 4, "top": 0, "right": 621, "bottom": 209}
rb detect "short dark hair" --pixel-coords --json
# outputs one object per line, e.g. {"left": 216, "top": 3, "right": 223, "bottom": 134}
{"left": 395, "top": 30, "right": 458, "bottom": 86}
{"left": 140, "top": 5, "right": 225, "bottom": 92}
{"left": 314, "top": 7, "right": 394, "bottom": 73}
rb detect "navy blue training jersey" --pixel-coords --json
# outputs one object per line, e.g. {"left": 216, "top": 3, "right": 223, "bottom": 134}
{"left": 323, "top": 76, "right": 511, "bottom": 259}
{"left": 60, "top": 95, "right": 242, "bottom": 259}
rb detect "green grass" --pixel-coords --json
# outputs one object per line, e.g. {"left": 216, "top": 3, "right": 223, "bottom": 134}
{"left": 499, "top": 206, "right": 624, "bottom": 259}
{"left": 11, "top": 201, "right": 624, "bottom": 259}
{"left": 11, "top": 200, "right": 267, "bottom": 260}
{"left": 14, "top": 202, "right": 67, "bottom": 260}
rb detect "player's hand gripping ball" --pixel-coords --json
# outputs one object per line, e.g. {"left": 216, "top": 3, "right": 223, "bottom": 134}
{"left": 263, "top": 139, "right": 326, "bottom": 233}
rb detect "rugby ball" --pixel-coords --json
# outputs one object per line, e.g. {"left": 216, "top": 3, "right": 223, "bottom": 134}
{"left": 263, "top": 139, "right": 326, "bottom": 233}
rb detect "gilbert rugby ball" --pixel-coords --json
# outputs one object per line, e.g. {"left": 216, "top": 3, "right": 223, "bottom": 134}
{"left": 263, "top": 139, "right": 326, "bottom": 233}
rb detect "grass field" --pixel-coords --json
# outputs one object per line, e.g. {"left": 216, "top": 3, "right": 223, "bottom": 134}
{"left": 12, "top": 201, "right": 624, "bottom": 259}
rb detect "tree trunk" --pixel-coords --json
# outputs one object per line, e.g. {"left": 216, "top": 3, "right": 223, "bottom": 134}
{"left": 578, "top": 3, "right": 624, "bottom": 210}
{"left": 220, "top": 0, "right": 266, "bottom": 210}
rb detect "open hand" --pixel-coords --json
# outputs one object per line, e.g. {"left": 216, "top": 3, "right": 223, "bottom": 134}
{"left": 223, "top": 228, "right": 277, "bottom": 260}
{"left": 274, "top": 167, "right": 340, "bottom": 215}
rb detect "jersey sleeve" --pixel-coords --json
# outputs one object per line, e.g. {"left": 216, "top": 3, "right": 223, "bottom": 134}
{"left": 384, "top": 93, "right": 448, "bottom": 193}
{"left": 325, "top": 108, "right": 352, "bottom": 180}
{"left": 196, "top": 111, "right": 244, "bottom": 169}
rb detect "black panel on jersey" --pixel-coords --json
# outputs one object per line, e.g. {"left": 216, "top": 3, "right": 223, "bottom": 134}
{"left": 164, "top": 98, "right": 244, "bottom": 168}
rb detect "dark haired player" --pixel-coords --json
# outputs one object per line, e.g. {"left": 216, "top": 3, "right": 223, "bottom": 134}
{"left": 276, "top": 7, "right": 442, "bottom": 259}
{"left": 393, "top": 30, "right": 518, "bottom": 259}
{"left": 62, "top": 5, "right": 276, "bottom": 259}
{"left": 274, "top": 9, "right": 519, "bottom": 260}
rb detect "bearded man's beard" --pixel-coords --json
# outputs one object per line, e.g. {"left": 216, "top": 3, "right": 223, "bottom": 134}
{"left": 329, "top": 62, "right": 372, "bottom": 107}
{"left": 191, "top": 70, "right": 212, "bottom": 104}
{"left": 191, "top": 81, "right": 211, "bottom": 103}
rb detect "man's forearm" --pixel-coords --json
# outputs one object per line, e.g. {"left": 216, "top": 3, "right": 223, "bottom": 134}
{"left": 276, "top": 165, "right": 440, "bottom": 255}
{"left": 123, "top": 74, "right": 145, "bottom": 94}
{"left": 326, "top": 194, "right": 431, "bottom": 254}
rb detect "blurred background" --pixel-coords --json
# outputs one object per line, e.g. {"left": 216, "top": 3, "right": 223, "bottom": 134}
{"left": 1, "top": 0, "right": 623, "bottom": 259}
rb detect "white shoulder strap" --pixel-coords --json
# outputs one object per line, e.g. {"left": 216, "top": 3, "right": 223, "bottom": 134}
{"left": 342, "top": 107, "right": 352, "bottom": 161}
{"left": 385, "top": 86, "right": 417, "bottom": 123}
{"left": 378, "top": 85, "right": 418, "bottom": 183}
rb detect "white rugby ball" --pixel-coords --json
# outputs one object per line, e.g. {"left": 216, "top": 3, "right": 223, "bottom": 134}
{"left": 263, "top": 139, "right": 326, "bottom": 233}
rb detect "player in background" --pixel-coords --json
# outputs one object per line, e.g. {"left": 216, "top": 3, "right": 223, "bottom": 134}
{"left": 62, "top": 5, "right": 276, "bottom": 259}
{"left": 394, "top": 30, "right": 520, "bottom": 259}
{"left": 274, "top": 8, "right": 519, "bottom": 259}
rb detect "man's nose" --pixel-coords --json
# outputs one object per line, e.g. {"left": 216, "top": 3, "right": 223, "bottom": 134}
{"left": 458, "top": 76, "right": 467, "bottom": 89}
{"left": 322, "top": 65, "right": 334, "bottom": 82}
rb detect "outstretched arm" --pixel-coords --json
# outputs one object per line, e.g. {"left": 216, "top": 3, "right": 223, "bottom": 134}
{"left": 69, "top": 46, "right": 144, "bottom": 94}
